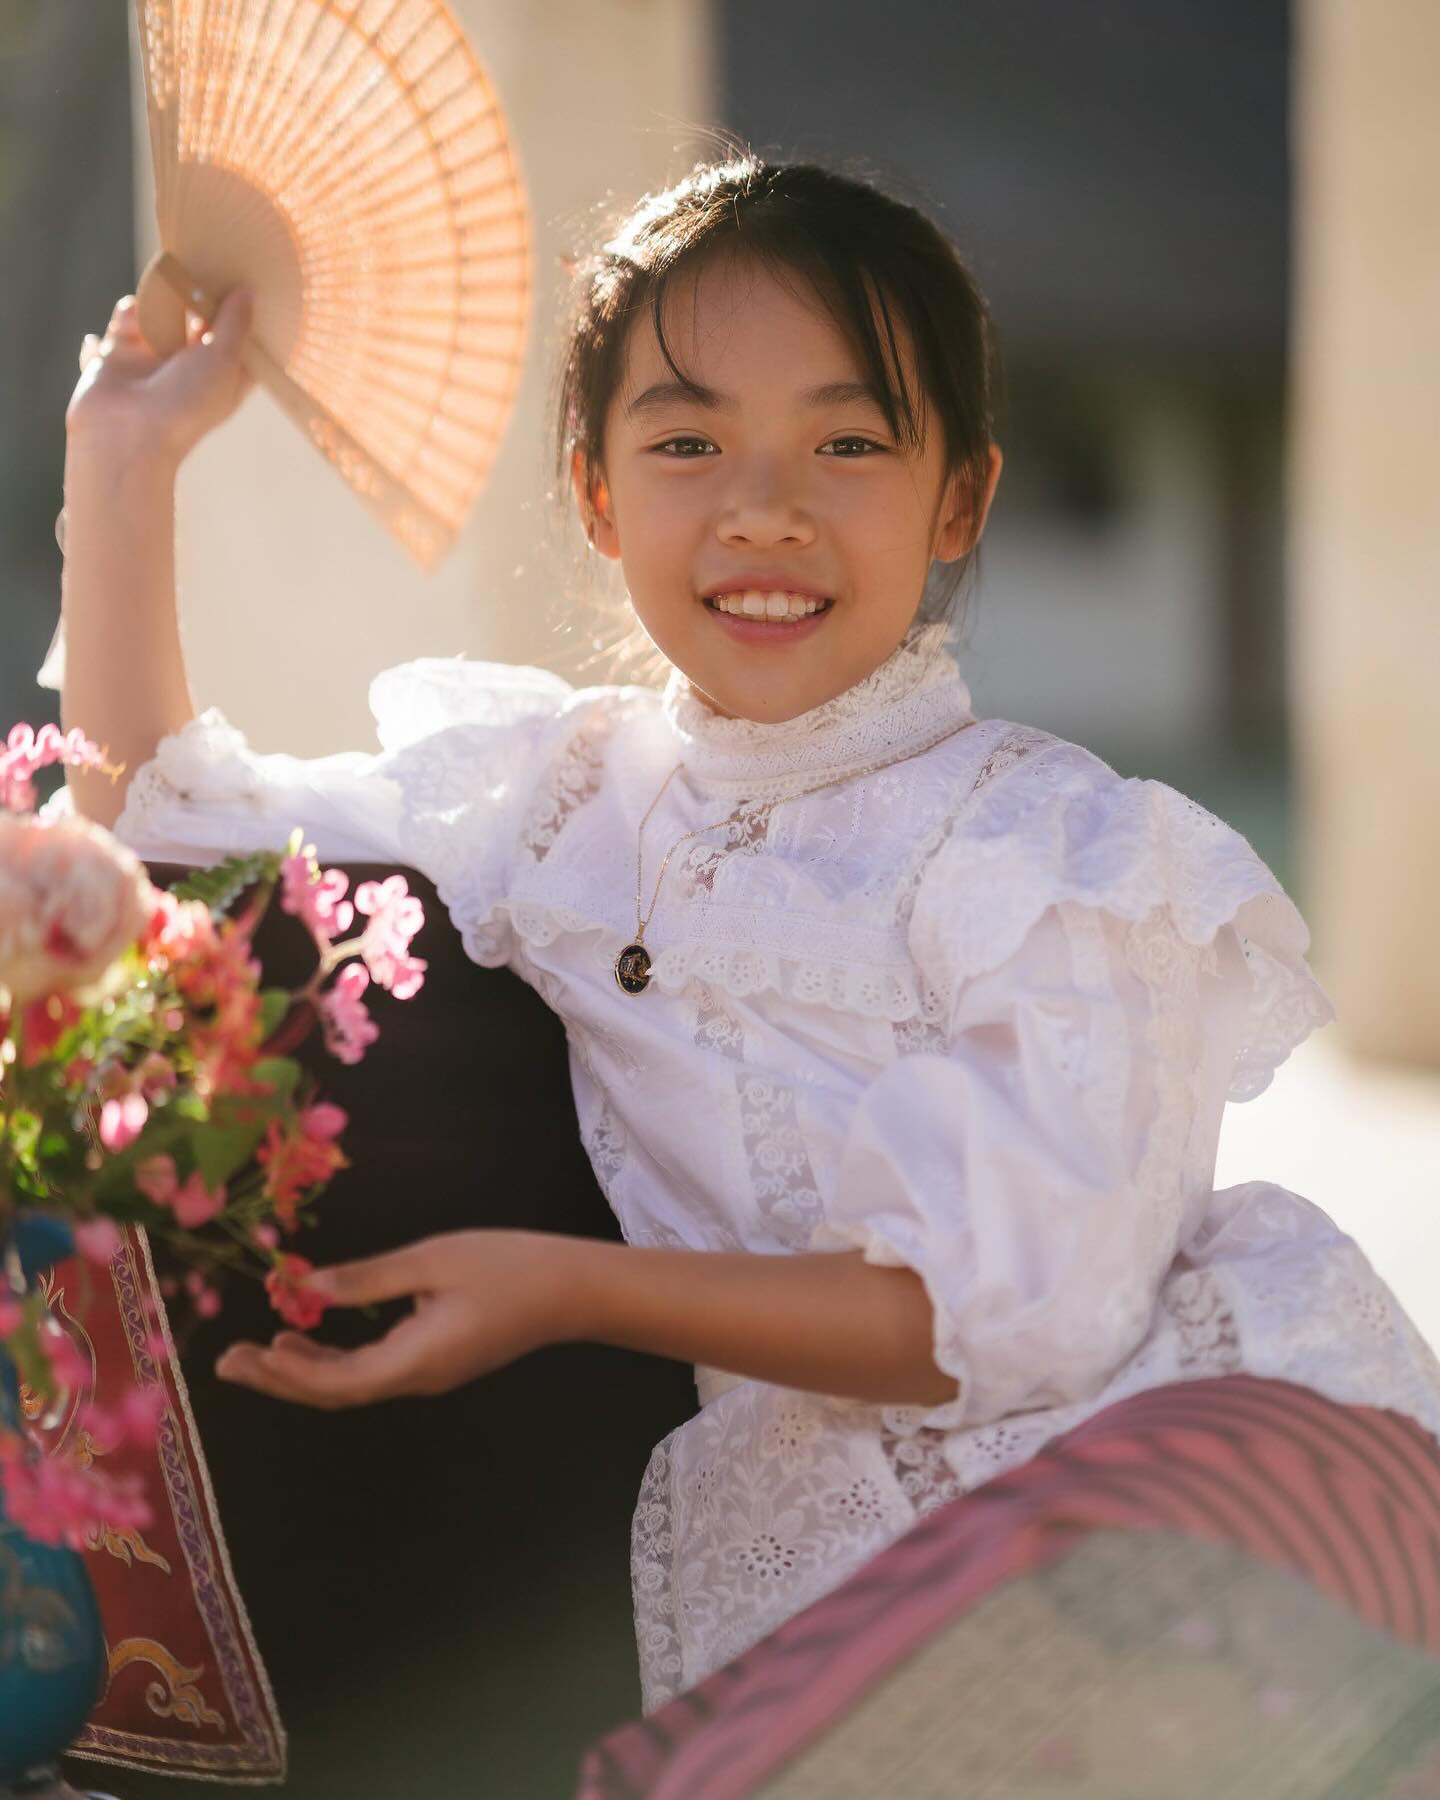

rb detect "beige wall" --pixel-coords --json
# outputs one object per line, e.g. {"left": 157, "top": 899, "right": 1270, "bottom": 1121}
{"left": 126, "top": 1, "right": 715, "bottom": 755}
{"left": 1290, "top": 1, "right": 1440, "bottom": 1065}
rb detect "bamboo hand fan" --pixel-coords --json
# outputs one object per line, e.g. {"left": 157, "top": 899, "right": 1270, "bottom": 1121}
{"left": 132, "top": 0, "right": 531, "bottom": 571}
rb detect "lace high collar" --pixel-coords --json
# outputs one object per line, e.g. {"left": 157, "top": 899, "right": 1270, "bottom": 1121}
{"left": 661, "top": 620, "right": 975, "bottom": 790}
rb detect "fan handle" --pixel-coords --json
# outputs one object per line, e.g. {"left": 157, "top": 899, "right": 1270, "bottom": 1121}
{"left": 134, "top": 250, "right": 456, "bottom": 571}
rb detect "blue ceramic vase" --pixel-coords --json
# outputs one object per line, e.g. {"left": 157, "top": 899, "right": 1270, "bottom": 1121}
{"left": 0, "top": 1216, "right": 107, "bottom": 1796}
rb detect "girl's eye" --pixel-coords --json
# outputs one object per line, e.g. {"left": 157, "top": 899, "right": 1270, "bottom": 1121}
{"left": 821, "top": 437, "right": 885, "bottom": 457}
{"left": 654, "top": 436, "right": 717, "bottom": 457}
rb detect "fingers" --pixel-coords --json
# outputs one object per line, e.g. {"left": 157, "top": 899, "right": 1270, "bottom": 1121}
{"left": 303, "top": 1240, "right": 436, "bottom": 1310}
{"left": 269, "top": 1330, "right": 345, "bottom": 1361}
{"left": 216, "top": 1334, "right": 416, "bottom": 1409}
{"left": 179, "top": 285, "right": 251, "bottom": 355}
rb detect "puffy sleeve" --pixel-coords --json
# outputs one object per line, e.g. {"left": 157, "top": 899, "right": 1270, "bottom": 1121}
{"left": 808, "top": 748, "right": 1337, "bottom": 1434}
{"left": 39, "top": 657, "right": 577, "bottom": 964}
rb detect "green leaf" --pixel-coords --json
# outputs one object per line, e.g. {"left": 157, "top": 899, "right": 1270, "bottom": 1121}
{"left": 7, "top": 1110, "right": 39, "bottom": 1168}
{"left": 258, "top": 989, "right": 290, "bottom": 1039}
{"left": 192, "top": 1118, "right": 266, "bottom": 1187}
{"left": 249, "top": 1057, "right": 300, "bottom": 1101}
{"left": 169, "top": 851, "right": 280, "bottom": 915}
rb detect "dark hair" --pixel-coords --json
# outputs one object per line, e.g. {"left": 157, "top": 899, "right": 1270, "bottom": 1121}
{"left": 551, "top": 150, "right": 1003, "bottom": 671}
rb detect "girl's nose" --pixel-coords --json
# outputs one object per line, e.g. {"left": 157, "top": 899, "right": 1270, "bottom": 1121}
{"left": 716, "top": 462, "right": 816, "bottom": 547}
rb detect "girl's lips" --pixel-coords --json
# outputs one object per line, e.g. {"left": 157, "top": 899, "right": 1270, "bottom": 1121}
{"left": 703, "top": 597, "right": 834, "bottom": 645}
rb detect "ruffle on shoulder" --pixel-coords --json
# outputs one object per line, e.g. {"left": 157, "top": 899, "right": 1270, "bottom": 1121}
{"left": 111, "top": 708, "right": 405, "bottom": 864}
{"left": 76, "top": 656, "right": 582, "bottom": 877}
{"left": 380, "top": 668, "right": 599, "bottom": 968}
{"left": 908, "top": 740, "right": 1336, "bottom": 1102}
{"left": 368, "top": 656, "right": 575, "bottom": 753}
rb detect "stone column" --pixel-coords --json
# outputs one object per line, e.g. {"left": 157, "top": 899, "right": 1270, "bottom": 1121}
{"left": 1289, "top": 0, "right": 1440, "bottom": 1065}
{"left": 121, "top": 0, "right": 714, "bottom": 755}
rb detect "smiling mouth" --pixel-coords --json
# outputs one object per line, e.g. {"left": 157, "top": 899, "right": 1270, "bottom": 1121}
{"left": 704, "top": 593, "right": 834, "bottom": 623}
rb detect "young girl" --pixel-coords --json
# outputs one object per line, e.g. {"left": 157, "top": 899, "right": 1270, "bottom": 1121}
{"left": 55, "top": 154, "right": 1440, "bottom": 1714}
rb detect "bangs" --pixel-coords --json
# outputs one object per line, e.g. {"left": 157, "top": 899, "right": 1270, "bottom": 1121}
{"left": 640, "top": 237, "right": 930, "bottom": 458}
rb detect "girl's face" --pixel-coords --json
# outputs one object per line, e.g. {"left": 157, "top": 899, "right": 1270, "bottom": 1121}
{"left": 575, "top": 254, "right": 1002, "bottom": 723}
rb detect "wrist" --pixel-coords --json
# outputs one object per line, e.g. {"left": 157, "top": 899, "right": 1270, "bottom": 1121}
{"left": 64, "top": 431, "right": 181, "bottom": 499}
{"left": 548, "top": 1234, "right": 624, "bottom": 1348}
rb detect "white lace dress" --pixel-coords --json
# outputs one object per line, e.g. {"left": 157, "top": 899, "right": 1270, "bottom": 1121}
{"left": 55, "top": 621, "right": 1440, "bottom": 1712}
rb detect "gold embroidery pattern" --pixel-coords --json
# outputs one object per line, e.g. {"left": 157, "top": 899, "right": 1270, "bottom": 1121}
{"left": 109, "top": 1637, "right": 226, "bottom": 1732}
{"left": 96, "top": 1524, "right": 173, "bottom": 1576}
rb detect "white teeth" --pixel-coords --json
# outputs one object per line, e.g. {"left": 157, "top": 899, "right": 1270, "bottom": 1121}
{"left": 711, "top": 591, "right": 826, "bottom": 621}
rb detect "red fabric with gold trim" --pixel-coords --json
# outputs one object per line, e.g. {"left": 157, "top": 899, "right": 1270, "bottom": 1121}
{"left": 30, "top": 1227, "right": 284, "bottom": 1783}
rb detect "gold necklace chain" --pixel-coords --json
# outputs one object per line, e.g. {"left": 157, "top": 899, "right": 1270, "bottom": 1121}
{"left": 613, "top": 715, "right": 979, "bottom": 995}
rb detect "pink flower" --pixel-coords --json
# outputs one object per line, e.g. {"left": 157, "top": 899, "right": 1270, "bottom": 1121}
{"left": 280, "top": 848, "right": 354, "bottom": 945}
{"left": 141, "top": 888, "right": 214, "bottom": 965}
{"left": 0, "top": 812, "right": 155, "bottom": 1005}
{"left": 182, "top": 1270, "right": 223, "bottom": 1316}
{"left": 354, "top": 875, "right": 426, "bottom": 998}
{"left": 119, "top": 1384, "right": 168, "bottom": 1447}
{"left": 169, "top": 915, "right": 268, "bottom": 1101}
{"left": 300, "top": 1101, "right": 347, "bottom": 1141}
{"left": 136, "top": 1051, "right": 178, "bottom": 1100}
{"left": 135, "top": 1153, "right": 178, "bottom": 1206}
{"left": 73, "top": 1217, "right": 123, "bottom": 1264}
{"left": 265, "top": 1254, "right": 330, "bottom": 1331}
{"left": 99, "top": 1090, "right": 149, "bottom": 1150}
{"left": 133, "top": 1154, "right": 224, "bottom": 1229}
{"left": 0, "top": 1296, "right": 23, "bottom": 1335}
{"left": 78, "top": 1402, "right": 125, "bottom": 1454}
{"left": 318, "top": 962, "right": 379, "bottom": 1065}
{"left": 38, "top": 1326, "right": 90, "bottom": 1394}
{"left": 251, "top": 1223, "right": 279, "bottom": 1251}
{"left": 170, "top": 1173, "right": 226, "bottom": 1230}
{"left": 0, "top": 1437, "right": 152, "bottom": 1549}
{"left": 17, "top": 992, "right": 84, "bottom": 1068}
{"left": 0, "top": 721, "right": 107, "bottom": 815}
{"left": 256, "top": 1115, "right": 348, "bottom": 1229}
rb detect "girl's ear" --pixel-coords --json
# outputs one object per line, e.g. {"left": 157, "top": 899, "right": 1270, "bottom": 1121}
{"left": 935, "top": 443, "right": 1004, "bottom": 563}
{"left": 570, "top": 449, "right": 621, "bottom": 560}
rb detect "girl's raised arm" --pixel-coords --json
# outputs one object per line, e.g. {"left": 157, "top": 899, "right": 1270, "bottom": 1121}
{"left": 58, "top": 289, "right": 255, "bottom": 829}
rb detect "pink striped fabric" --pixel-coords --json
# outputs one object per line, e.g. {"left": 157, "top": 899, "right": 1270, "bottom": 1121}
{"left": 577, "top": 1376, "right": 1440, "bottom": 1799}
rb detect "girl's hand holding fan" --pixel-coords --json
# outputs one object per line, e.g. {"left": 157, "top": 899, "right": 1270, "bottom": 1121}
{"left": 121, "top": 0, "right": 531, "bottom": 572}
{"left": 66, "top": 287, "right": 257, "bottom": 471}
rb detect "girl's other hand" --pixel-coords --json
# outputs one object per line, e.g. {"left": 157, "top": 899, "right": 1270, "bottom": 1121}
{"left": 214, "top": 1230, "right": 587, "bottom": 1410}
{"left": 65, "top": 286, "right": 256, "bottom": 470}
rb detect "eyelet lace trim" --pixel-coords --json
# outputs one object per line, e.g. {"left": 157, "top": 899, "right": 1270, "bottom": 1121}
{"left": 662, "top": 620, "right": 974, "bottom": 787}
{"left": 107, "top": 709, "right": 265, "bottom": 845}
{"left": 470, "top": 727, "right": 1331, "bottom": 1105}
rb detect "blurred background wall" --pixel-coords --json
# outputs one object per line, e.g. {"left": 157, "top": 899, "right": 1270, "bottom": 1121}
{"left": 1, "top": 0, "right": 1435, "bottom": 1067}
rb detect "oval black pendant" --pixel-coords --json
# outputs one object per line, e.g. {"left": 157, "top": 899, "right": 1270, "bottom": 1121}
{"left": 614, "top": 942, "right": 653, "bottom": 996}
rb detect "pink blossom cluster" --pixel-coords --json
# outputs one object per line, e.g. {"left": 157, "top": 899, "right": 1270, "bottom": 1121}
{"left": 0, "top": 1324, "right": 166, "bottom": 1550}
{"left": 265, "top": 1253, "right": 330, "bottom": 1330}
{"left": 0, "top": 1378, "right": 165, "bottom": 1549}
{"left": 0, "top": 1435, "right": 152, "bottom": 1549}
{"left": 135, "top": 1153, "right": 227, "bottom": 1235}
{"left": 280, "top": 846, "right": 426, "bottom": 1064}
{"left": 256, "top": 1101, "right": 349, "bottom": 1230}
{"left": 1, "top": 719, "right": 431, "bottom": 1550}
{"left": 0, "top": 720, "right": 108, "bottom": 814}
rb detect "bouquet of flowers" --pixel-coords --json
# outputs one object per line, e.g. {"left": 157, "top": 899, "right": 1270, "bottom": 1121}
{"left": 0, "top": 719, "right": 426, "bottom": 1548}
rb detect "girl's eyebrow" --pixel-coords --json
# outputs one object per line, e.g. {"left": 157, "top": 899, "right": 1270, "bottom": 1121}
{"left": 625, "top": 379, "right": 887, "bottom": 418}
